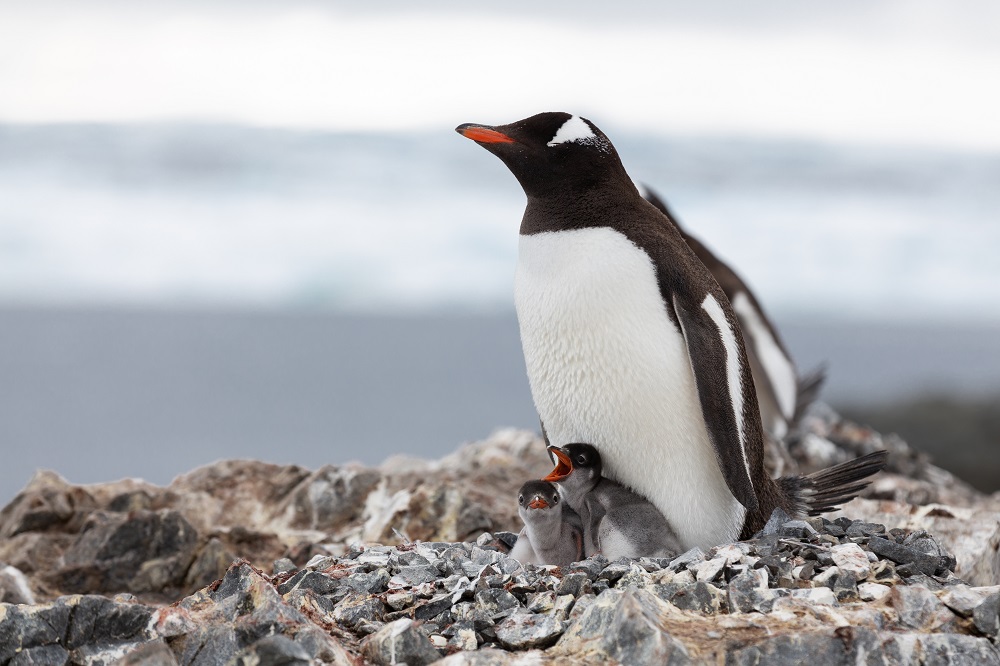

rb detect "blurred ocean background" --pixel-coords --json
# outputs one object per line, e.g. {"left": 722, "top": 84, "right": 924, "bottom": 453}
{"left": 1, "top": 1, "right": 998, "bottom": 502}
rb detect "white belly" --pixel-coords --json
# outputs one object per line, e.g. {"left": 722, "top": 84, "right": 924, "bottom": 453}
{"left": 515, "top": 227, "right": 745, "bottom": 550}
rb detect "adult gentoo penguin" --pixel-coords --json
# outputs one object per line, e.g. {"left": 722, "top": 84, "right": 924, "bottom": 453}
{"left": 456, "top": 112, "right": 886, "bottom": 550}
{"left": 639, "top": 186, "right": 824, "bottom": 441}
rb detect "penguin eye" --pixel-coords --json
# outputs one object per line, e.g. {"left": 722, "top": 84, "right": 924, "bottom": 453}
{"left": 576, "top": 455, "right": 587, "bottom": 465}
{"left": 518, "top": 495, "right": 524, "bottom": 504}
{"left": 552, "top": 494, "right": 559, "bottom": 504}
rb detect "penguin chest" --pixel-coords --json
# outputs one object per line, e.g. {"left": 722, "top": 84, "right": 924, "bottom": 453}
{"left": 515, "top": 227, "right": 745, "bottom": 550}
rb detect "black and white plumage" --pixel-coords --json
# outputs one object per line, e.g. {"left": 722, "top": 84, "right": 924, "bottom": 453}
{"left": 509, "top": 480, "right": 584, "bottom": 566}
{"left": 457, "top": 112, "right": 887, "bottom": 550}
{"left": 640, "top": 185, "right": 825, "bottom": 441}
{"left": 543, "top": 443, "right": 682, "bottom": 560}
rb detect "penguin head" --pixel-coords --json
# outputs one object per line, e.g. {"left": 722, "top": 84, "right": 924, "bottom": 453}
{"left": 542, "top": 443, "right": 602, "bottom": 489}
{"left": 517, "top": 480, "right": 561, "bottom": 516}
{"left": 456, "top": 112, "right": 629, "bottom": 199}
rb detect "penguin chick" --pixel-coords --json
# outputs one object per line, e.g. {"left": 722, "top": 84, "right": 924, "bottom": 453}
{"left": 509, "top": 480, "right": 584, "bottom": 566}
{"left": 544, "top": 443, "right": 682, "bottom": 560}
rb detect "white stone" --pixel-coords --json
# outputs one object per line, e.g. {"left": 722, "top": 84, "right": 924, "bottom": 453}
{"left": 694, "top": 557, "right": 727, "bottom": 583}
{"left": 832, "top": 543, "right": 871, "bottom": 579}
{"left": 859, "top": 582, "right": 892, "bottom": 602}
{"left": 791, "top": 587, "right": 837, "bottom": 605}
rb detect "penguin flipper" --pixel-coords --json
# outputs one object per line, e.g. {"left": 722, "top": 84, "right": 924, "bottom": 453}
{"left": 671, "top": 293, "right": 760, "bottom": 512}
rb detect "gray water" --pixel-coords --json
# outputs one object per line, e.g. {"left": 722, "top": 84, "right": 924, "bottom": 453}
{"left": 2, "top": 306, "right": 999, "bottom": 504}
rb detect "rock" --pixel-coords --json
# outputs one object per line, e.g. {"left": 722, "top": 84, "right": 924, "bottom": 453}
{"left": 596, "top": 589, "right": 690, "bottom": 665}
{"left": 868, "top": 536, "right": 939, "bottom": 577}
{"left": 727, "top": 629, "right": 880, "bottom": 666}
{"left": 0, "top": 595, "right": 152, "bottom": 664}
{"left": 858, "top": 582, "right": 891, "bottom": 602}
{"left": 0, "top": 471, "right": 96, "bottom": 539}
{"left": 667, "top": 581, "right": 727, "bottom": 614}
{"left": 974, "top": 593, "right": 1000, "bottom": 639}
{"left": 556, "top": 572, "right": 590, "bottom": 598}
{"left": 52, "top": 510, "right": 199, "bottom": 594}
{"left": 758, "top": 508, "right": 793, "bottom": 536}
{"left": 278, "top": 465, "right": 382, "bottom": 533}
{"left": 779, "top": 520, "right": 818, "bottom": 539}
{"left": 939, "top": 584, "right": 992, "bottom": 618}
{"left": 0, "top": 564, "right": 35, "bottom": 604}
{"left": 831, "top": 499, "right": 1000, "bottom": 586}
{"left": 116, "top": 640, "right": 180, "bottom": 665}
{"left": 831, "top": 543, "right": 871, "bottom": 580}
{"left": 495, "top": 612, "right": 564, "bottom": 650}
{"left": 183, "top": 536, "right": 235, "bottom": 590}
{"left": 890, "top": 585, "right": 950, "bottom": 631}
{"left": 361, "top": 618, "right": 442, "bottom": 666}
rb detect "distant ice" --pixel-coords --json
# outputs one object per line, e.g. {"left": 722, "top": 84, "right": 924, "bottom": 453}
{"left": 0, "top": 124, "right": 998, "bottom": 323}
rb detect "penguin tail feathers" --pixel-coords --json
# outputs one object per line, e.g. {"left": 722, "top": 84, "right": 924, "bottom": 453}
{"left": 779, "top": 450, "right": 889, "bottom": 517}
{"left": 792, "top": 363, "right": 827, "bottom": 424}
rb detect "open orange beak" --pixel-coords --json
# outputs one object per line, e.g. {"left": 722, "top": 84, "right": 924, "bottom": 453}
{"left": 527, "top": 497, "right": 549, "bottom": 509}
{"left": 456, "top": 123, "right": 516, "bottom": 144}
{"left": 542, "top": 446, "right": 573, "bottom": 482}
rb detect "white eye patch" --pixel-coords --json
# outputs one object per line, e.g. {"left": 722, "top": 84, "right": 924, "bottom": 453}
{"left": 547, "top": 115, "right": 597, "bottom": 147}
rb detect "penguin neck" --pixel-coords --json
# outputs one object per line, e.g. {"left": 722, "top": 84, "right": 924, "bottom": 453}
{"left": 520, "top": 179, "right": 642, "bottom": 237}
{"left": 520, "top": 508, "right": 565, "bottom": 550}
{"left": 558, "top": 474, "right": 599, "bottom": 514}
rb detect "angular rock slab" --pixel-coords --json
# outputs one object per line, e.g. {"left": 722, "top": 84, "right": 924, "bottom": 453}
{"left": 0, "top": 595, "right": 152, "bottom": 663}
{"left": 554, "top": 588, "right": 691, "bottom": 665}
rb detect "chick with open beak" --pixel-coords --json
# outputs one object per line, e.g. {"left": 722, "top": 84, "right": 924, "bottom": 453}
{"left": 543, "top": 443, "right": 683, "bottom": 560}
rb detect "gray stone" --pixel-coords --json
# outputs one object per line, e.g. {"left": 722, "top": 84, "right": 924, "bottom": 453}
{"left": 495, "top": 612, "right": 564, "bottom": 650}
{"left": 361, "top": 618, "right": 441, "bottom": 666}
{"left": 668, "top": 582, "right": 726, "bottom": 615}
{"left": 599, "top": 589, "right": 691, "bottom": 665}
{"left": 278, "top": 465, "right": 381, "bottom": 532}
{"left": 9, "top": 644, "right": 70, "bottom": 666}
{"left": 475, "top": 588, "right": 521, "bottom": 620}
{"left": 974, "top": 592, "right": 1000, "bottom": 639}
{"left": 413, "top": 593, "right": 454, "bottom": 621}
{"left": 758, "top": 508, "right": 793, "bottom": 536}
{"left": 891, "top": 584, "right": 948, "bottom": 630}
{"left": 54, "top": 510, "right": 199, "bottom": 594}
{"left": 869, "top": 536, "right": 939, "bottom": 577}
{"left": 668, "top": 548, "right": 705, "bottom": 571}
{"left": 726, "top": 629, "right": 880, "bottom": 666}
{"left": 332, "top": 592, "right": 388, "bottom": 629}
{"left": 779, "top": 520, "right": 818, "bottom": 539}
{"left": 232, "top": 634, "right": 313, "bottom": 665}
{"left": 617, "top": 563, "right": 653, "bottom": 589}
{"left": 728, "top": 571, "right": 767, "bottom": 614}
{"left": 0, "top": 565, "right": 35, "bottom": 604}
{"left": 556, "top": 572, "right": 590, "bottom": 598}
{"left": 116, "top": 640, "right": 180, "bottom": 665}
{"left": 916, "top": 633, "right": 1000, "bottom": 665}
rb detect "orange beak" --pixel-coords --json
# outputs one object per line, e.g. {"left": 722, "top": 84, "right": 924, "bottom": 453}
{"left": 527, "top": 497, "right": 549, "bottom": 509}
{"left": 542, "top": 446, "right": 573, "bottom": 482}
{"left": 456, "top": 124, "right": 516, "bottom": 144}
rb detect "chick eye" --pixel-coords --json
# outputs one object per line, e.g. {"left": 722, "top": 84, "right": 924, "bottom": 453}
{"left": 552, "top": 495, "right": 559, "bottom": 504}
{"left": 518, "top": 495, "right": 524, "bottom": 504}
{"left": 576, "top": 455, "right": 587, "bottom": 465}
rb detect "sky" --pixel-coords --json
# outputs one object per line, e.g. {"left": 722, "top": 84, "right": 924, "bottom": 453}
{"left": 2, "top": 0, "right": 999, "bottom": 151}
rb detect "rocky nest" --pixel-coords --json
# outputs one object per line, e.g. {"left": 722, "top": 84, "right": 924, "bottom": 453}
{"left": 1, "top": 407, "right": 999, "bottom": 664}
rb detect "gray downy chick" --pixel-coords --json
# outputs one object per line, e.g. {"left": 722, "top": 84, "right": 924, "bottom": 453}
{"left": 544, "top": 443, "right": 682, "bottom": 559}
{"left": 509, "top": 480, "right": 584, "bottom": 566}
